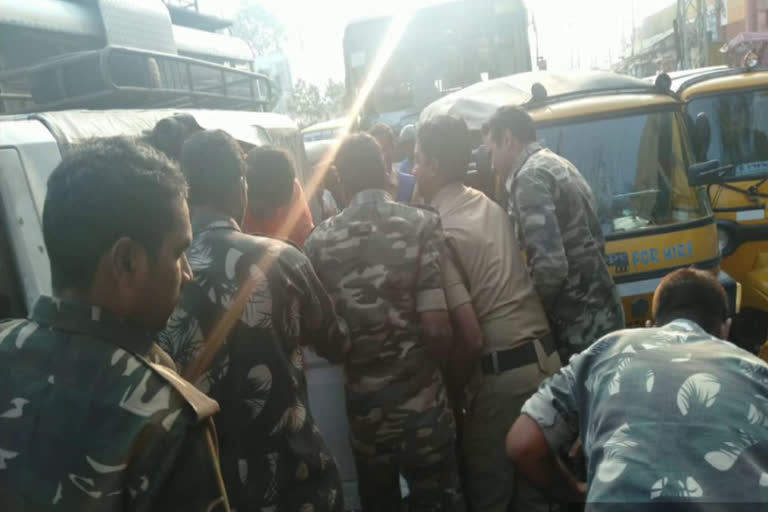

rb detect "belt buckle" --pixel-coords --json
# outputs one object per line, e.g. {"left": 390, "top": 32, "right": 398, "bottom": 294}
{"left": 490, "top": 351, "right": 500, "bottom": 374}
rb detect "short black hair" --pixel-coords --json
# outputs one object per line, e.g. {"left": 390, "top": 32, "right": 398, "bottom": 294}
{"left": 652, "top": 268, "right": 729, "bottom": 335}
{"left": 369, "top": 123, "right": 395, "bottom": 146}
{"left": 334, "top": 133, "right": 390, "bottom": 195}
{"left": 486, "top": 105, "right": 536, "bottom": 145}
{"left": 417, "top": 115, "right": 472, "bottom": 182}
{"left": 246, "top": 147, "right": 296, "bottom": 219}
{"left": 43, "top": 137, "right": 188, "bottom": 292}
{"left": 181, "top": 130, "right": 245, "bottom": 209}
{"left": 148, "top": 114, "right": 202, "bottom": 161}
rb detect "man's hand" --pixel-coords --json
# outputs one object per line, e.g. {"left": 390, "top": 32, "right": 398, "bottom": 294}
{"left": 507, "top": 415, "right": 586, "bottom": 503}
{"left": 447, "top": 302, "right": 483, "bottom": 380}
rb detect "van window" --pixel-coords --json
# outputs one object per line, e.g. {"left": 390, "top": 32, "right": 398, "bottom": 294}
{"left": 688, "top": 89, "right": 768, "bottom": 177}
{"left": 0, "top": 193, "right": 28, "bottom": 320}
{"left": 303, "top": 129, "right": 341, "bottom": 143}
{"left": 538, "top": 110, "right": 710, "bottom": 236}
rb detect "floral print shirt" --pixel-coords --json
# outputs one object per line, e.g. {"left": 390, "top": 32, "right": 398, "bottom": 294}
{"left": 523, "top": 319, "right": 768, "bottom": 504}
{"left": 159, "top": 214, "right": 350, "bottom": 512}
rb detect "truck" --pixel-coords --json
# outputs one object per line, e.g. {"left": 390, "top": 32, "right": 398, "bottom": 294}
{"left": 343, "top": 0, "right": 532, "bottom": 132}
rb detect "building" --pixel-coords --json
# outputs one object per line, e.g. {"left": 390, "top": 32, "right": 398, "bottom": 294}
{"left": 617, "top": 1, "right": 742, "bottom": 77}
{"left": 616, "top": 4, "right": 680, "bottom": 77}
{"left": 725, "top": 0, "right": 768, "bottom": 39}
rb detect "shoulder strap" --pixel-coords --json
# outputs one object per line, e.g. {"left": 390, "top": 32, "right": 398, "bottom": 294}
{"left": 408, "top": 203, "right": 472, "bottom": 293}
{"left": 148, "top": 362, "right": 220, "bottom": 421}
{"left": 444, "top": 236, "right": 471, "bottom": 293}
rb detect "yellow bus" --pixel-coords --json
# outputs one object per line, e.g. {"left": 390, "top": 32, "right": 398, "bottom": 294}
{"left": 671, "top": 54, "right": 768, "bottom": 352}
{"left": 421, "top": 70, "right": 740, "bottom": 328}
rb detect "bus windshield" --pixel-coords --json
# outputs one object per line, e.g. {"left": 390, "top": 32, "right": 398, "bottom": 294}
{"left": 688, "top": 89, "right": 768, "bottom": 177}
{"left": 538, "top": 110, "right": 711, "bottom": 237}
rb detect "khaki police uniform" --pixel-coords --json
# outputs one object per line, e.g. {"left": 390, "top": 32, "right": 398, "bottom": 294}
{"left": 431, "top": 182, "right": 561, "bottom": 512}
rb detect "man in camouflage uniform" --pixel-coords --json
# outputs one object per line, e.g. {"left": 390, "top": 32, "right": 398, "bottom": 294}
{"left": 484, "top": 106, "right": 625, "bottom": 358}
{"left": 159, "top": 130, "right": 350, "bottom": 512}
{"left": 305, "top": 133, "right": 465, "bottom": 512}
{"left": 507, "top": 268, "right": 768, "bottom": 504}
{"left": 0, "top": 138, "right": 227, "bottom": 511}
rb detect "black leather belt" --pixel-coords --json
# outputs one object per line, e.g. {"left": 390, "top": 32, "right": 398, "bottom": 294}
{"left": 480, "top": 335, "right": 557, "bottom": 375}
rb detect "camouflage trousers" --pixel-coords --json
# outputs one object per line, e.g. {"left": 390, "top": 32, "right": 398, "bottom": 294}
{"left": 348, "top": 398, "right": 466, "bottom": 512}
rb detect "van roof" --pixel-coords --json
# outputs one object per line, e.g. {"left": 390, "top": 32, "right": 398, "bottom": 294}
{"left": 302, "top": 117, "right": 346, "bottom": 133}
{"left": 667, "top": 66, "right": 768, "bottom": 100}
{"left": 420, "top": 70, "right": 677, "bottom": 130}
{"left": 1, "top": 109, "right": 297, "bottom": 148}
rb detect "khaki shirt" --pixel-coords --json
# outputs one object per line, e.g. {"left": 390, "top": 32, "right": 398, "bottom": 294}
{"left": 431, "top": 183, "right": 550, "bottom": 353}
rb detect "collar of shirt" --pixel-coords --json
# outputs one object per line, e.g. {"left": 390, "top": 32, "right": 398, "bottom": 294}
{"left": 505, "top": 142, "right": 544, "bottom": 195}
{"left": 349, "top": 188, "right": 393, "bottom": 208}
{"left": 29, "top": 295, "right": 156, "bottom": 356}
{"left": 430, "top": 182, "right": 466, "bottom": 213}
{"left": 663, "top": 318, "right": 709, "bottom": 336}
{"left": 191, "top": 213, "right": 241, "bottom": 237}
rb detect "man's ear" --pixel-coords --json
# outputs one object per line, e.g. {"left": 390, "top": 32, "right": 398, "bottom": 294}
{"left": 428, "top": 156, "right": 441, "bottom": 177}
{"left": 503, "top": 129, "right": 516, "bottom": 150}
{"left": 720, "top": 317, "right": 733, "bottom": 341}
{"left": 110, "top": 237, "right": 147, "bottom": 285}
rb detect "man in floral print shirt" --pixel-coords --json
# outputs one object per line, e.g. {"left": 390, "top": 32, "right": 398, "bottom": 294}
{"left": 507, "top": 268, "right": 768, "bottom": 506}
{"left": 158, "top": 130, "right": 350, "bottom": 511}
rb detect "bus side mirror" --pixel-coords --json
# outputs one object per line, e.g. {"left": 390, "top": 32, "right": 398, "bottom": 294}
{"left": 692, "top": 112, "right": 711, "bottom": 162}
{"left": 687, "top": 160, "right": 734, "bottom": 186}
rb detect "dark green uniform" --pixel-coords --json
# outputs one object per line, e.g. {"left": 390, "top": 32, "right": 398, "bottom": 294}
{"left": 0, "top": 296, "right": 225, "bottom": 511}
{"left": 305, "top": 189, "right": 465, "bottom": 512}
{"left": 506, "top": 143, "right": 625, "bottom": 357}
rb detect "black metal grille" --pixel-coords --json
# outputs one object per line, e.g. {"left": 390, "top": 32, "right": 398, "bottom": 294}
{"left": 0, "top": 46, "right": 271, "bottom": 113}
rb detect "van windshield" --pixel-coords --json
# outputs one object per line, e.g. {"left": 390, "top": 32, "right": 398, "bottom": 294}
{"left": 688, "top": 89, "right": 768, "bottom": 178}
{"left": 538, "top": 109, "right": 710, "bottom": 237}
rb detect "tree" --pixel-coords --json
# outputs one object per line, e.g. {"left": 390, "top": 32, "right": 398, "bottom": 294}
{"left": 322, "top": 79, "right": 346, "bottom": 119}
{"left": 287, "top": 79, "right": 347, "bottom": 128}
{"left": 287, "top": 79, "right": 324, "bottom": 126}
{"left": 230, "top": 1, "right": 285, "bottom": 57}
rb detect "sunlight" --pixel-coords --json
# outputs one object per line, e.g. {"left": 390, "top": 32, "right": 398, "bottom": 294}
{"left": 272, "top": 7, "right": 416, "bottom": 241}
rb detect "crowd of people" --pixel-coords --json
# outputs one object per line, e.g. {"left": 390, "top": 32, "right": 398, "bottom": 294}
{"left": 1, "top": 103, "right": 768, "bottom": 512}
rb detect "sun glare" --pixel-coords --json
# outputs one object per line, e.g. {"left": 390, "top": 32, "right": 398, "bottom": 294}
{"left": 273, "top": 7, "right": 417, "bottom": 242}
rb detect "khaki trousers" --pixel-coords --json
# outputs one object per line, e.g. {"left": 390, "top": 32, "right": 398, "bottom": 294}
{"left": 462, "top": 345, "right": 560, "bottom": 512}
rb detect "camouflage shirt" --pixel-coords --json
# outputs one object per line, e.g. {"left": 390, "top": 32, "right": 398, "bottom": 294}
{"left": 506, "top": 143, "right": 624, "bottom": 355}
{"left": 158, "top": 213, "right": 349, "bottom": 512}
{"left": 304, "top": 189, "right": 454, "bottom": 444}
{"left": 0, "top": 296, "right": 224, "bottom": 511}
{"left": 522, "top": 319, "right": 768, "bottom": 504}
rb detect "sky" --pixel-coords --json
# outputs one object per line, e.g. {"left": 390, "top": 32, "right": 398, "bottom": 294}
{"left": 202, "top": 0, "right": 677, "bottom": 85}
